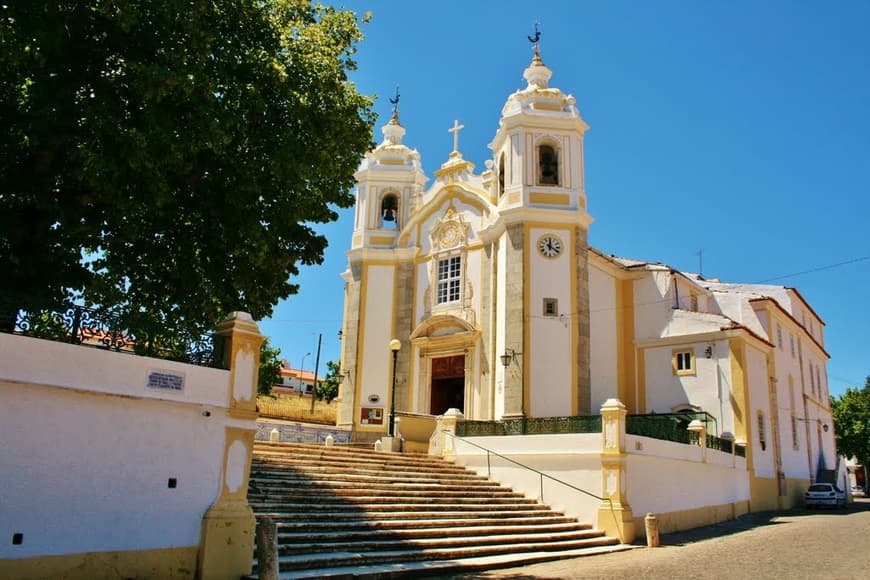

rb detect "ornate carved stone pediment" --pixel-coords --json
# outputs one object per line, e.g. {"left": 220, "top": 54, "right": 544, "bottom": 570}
{"left": 430, "top": 204, "right": 469, "bottom": 251}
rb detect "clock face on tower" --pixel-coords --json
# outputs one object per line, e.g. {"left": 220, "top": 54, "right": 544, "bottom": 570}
{"left": 537, "top": 234, "right": 563, "bottom": 258}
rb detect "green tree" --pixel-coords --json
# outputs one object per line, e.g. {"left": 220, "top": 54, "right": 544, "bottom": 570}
{"left": 258, "top": 338, "right": 283, "bottom": 397}
{"left": 316, "top": 359, "right": 340, "bottom": 403}
{"left": 831, "top": 377, "right": 870, "bottom": 488}
{"left": 1, "top": 1, "right": 374, "bottom": 334}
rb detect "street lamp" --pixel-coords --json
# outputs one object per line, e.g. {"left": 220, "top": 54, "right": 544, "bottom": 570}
{"left": 389, "top": 339, "right": 401, "bottom": 437}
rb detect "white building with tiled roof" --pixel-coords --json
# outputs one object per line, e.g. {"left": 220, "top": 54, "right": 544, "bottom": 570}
{"left": 588, "top": 248, "right": 836, "bottom": 510}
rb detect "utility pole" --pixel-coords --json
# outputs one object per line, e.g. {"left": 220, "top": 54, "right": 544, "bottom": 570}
{"left": 310, "top": 333, "right": 322, "bottom": 413}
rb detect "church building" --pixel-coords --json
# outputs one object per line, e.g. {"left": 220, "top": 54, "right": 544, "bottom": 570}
{"left": 336, "top": 41, "right": 838, "bottom": 504}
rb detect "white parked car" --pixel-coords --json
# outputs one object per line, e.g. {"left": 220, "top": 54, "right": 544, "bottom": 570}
{"left": 805, "top": 483, "right": 846, "bottom": 508}
{"left": 851, "top": 485, "right": 865, "bottom": 498}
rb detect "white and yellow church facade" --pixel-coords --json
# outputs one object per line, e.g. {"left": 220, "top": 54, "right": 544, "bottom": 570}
{"left": 337, "top": 47, "right": 839, "bottom": 523}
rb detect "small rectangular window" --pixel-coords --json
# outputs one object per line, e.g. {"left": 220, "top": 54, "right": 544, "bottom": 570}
{"left": 776, "top": 325, "right": 783, "bottom": 349}
{"left": 543, "top": 298, "right": 558, "bottom": 317}
{"left": 790, "top": 334, "right": 795, "bottom": 358}
{"left": 673, "top": 349, "right": 695, "bottom": 376}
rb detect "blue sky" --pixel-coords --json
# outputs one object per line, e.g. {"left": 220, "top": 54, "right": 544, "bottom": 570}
{"left": 259, "top": 0, "right": 870, "bottom": 397}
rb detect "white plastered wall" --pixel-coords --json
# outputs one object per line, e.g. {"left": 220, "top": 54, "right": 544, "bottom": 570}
{"left": 358, "top": 263, "right": 396, "bottom": 418}
{"left": 633, "top": 270, "right": 672, "bottom": 340}
{"left": 642, "top": 340, "right": 733, "bottom": 436}
{"left": 772, "top": 327, "right": 811, "bottom": 478}
{"left": 745, "top": 344, "right": 776, "bottom": 478}
{"left": 588, "top": 263, "right": 618, "bottom": 411}
{"left": 528, "top": 226, "right": 573, "bottom": 417}
{"left": 0, "top": 333, "right": 237, "bottom": 560}
{"left": 626, "top": 436, "right": 750, "bottom": 515}
{"left": 452, "top": 434, "right": 604, "bottom": 522}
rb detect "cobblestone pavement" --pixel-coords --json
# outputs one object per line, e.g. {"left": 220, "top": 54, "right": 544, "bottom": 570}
{"left": 456, "top": 499, "right": 870, "bottom": 579}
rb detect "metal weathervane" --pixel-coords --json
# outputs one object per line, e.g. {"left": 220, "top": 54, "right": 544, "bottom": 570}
{"left": 528, "top": 21, "right": 541, "bottom": 58}
{"left": 389, "top": 85, "right": 400, "bottom": 120}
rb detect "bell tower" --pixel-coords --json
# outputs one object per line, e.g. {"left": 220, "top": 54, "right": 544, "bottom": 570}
{"left": 350, "top": 91, "right": 427, "bottom": 252}
{"left": 338, "top": 94, "right": 427, "bottom": 430}
{"left": 490, "top": 32, "right": 595, "bottom": 418}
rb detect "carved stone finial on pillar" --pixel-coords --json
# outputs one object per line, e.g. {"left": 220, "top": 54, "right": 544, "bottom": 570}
{"left": 688, "top": 419, "right": 707, "bottom": 463}
{"left": 215, "top": 311, "right": 264, "bottom": 414}
{"left": 601, "top": 398, "right": 627, "bottom": 454}
{"left": 439, "top": 408, "right": 465, "bottom": 458}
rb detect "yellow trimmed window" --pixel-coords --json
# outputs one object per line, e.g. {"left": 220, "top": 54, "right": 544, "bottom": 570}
{"left": 673, "top": 349, "right": 695, "bottom": 376}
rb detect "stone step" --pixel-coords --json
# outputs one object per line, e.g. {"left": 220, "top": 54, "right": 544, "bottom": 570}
{"left": 252, "top": 457, "right": 485, "bottom": 477}
{"left": 249, "top": 494, "right": 539, "bottom": 506}
{"left": 252, "top": 453, "right": 469, "bottom": 473}
{"left": 246, "top": 440, "right": 623, "bottom": 578}
{"left": 248, "top": 501, "right": 551, "bottom": 514}
{"left": 274, "top": 527, "right": 608, "bottom": 555}
{"left": 264, "top": 535, "right": 622, "bottom": 573}
{"left": 254, "top": 507, "right": 564, "bottom": 522}
{"left": 268, "top": 514, "right": 578, "bottom": 532}
{"left": 252, "top": 459, "right": 474, "bottom": 480}
{"left": 278, "top": 521, "right": 594, "bottom": 544}
{"left": 245, "top": 544, "right": 634, "bottom": 579}
{"left": 249, "top": 474, "right": 502, "bottom": 490}
{"left": 254, "top": 443, "right": 453, "bottom": 468}
{"left": 275, "top": 521, "right": 594, "bottom": 543}
{"left": 253, "top": 463, "right": 489, "bottom": 483}
{"left": 248, "top": 486, "right": 527, "bottom": 500}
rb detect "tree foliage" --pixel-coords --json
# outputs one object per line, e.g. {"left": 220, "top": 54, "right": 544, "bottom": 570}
{"left": 831, "top": 377, "right": 870, "bottom": 470}
{"left": 1, "top": 1, "right": 374, "bottom": 334}
{"left": 316, "top": 359, "right": 340, "bottom": 403}
{"left": 257, "top": 338, "right": 283, "bottom": 397}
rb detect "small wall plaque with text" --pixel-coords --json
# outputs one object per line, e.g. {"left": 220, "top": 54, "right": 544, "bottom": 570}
{"left": 147, "top": 370, "right": 185, "bottom": 392}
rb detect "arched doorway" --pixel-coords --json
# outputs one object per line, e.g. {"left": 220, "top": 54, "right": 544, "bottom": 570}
{"left": 430, "top": 354, "right": 465, "bottom": 415}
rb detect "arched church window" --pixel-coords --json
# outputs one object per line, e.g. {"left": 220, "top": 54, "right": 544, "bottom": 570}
{"left": 538, "top": 144, "right": 559, "bottom": 186}
{"left": 380, "top": 193, "right": 398, "bottom": 228}
{"left": 497, "top": 153, "right": 506, "bottom": 197}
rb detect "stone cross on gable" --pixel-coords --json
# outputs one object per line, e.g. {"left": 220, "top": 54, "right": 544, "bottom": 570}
{"left": 448, "top": 119, "right": 464, "bottom": 153}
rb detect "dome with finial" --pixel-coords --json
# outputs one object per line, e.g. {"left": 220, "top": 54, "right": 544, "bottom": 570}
{"left": 357, "top": 85, "right": 423, "bottom": 173}
{"left": 498, "top": 26, "right": 583, "bottom": 123}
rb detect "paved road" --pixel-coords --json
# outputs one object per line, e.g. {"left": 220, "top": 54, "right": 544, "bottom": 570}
{"left": 458, "top": 498, "right": 870, "bottom": 579}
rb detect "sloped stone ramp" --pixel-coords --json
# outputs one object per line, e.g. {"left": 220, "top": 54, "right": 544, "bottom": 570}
{"left": 245, "top": 441, "right": 630, "bottom": 578}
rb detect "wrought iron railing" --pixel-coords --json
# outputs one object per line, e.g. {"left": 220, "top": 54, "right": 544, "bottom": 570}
{"left": 707, "top": 433, "right": 733, "bottom": 453}
{"left": 626, "top": 414, "right": 693, "bottom": 444}
{"left": 627, "top": 414, "right": 746, "bottom": 457}
{"left": 0, "top": 301, "right": 225, "bottom": 369}
{"left": 456, "top": 415, "right": 602, "bottom": 437}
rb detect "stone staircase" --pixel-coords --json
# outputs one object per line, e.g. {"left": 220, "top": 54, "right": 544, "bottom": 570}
{"left": 245, "top": 441, "right": 628, "bottom": 578}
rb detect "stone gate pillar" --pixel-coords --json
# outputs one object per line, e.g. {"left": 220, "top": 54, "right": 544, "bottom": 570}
{"left": 598, "top": 398, "right": 635, "bottom": 543}
{"left": 197, "top": 312, "right": 261, "bottom": 579}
